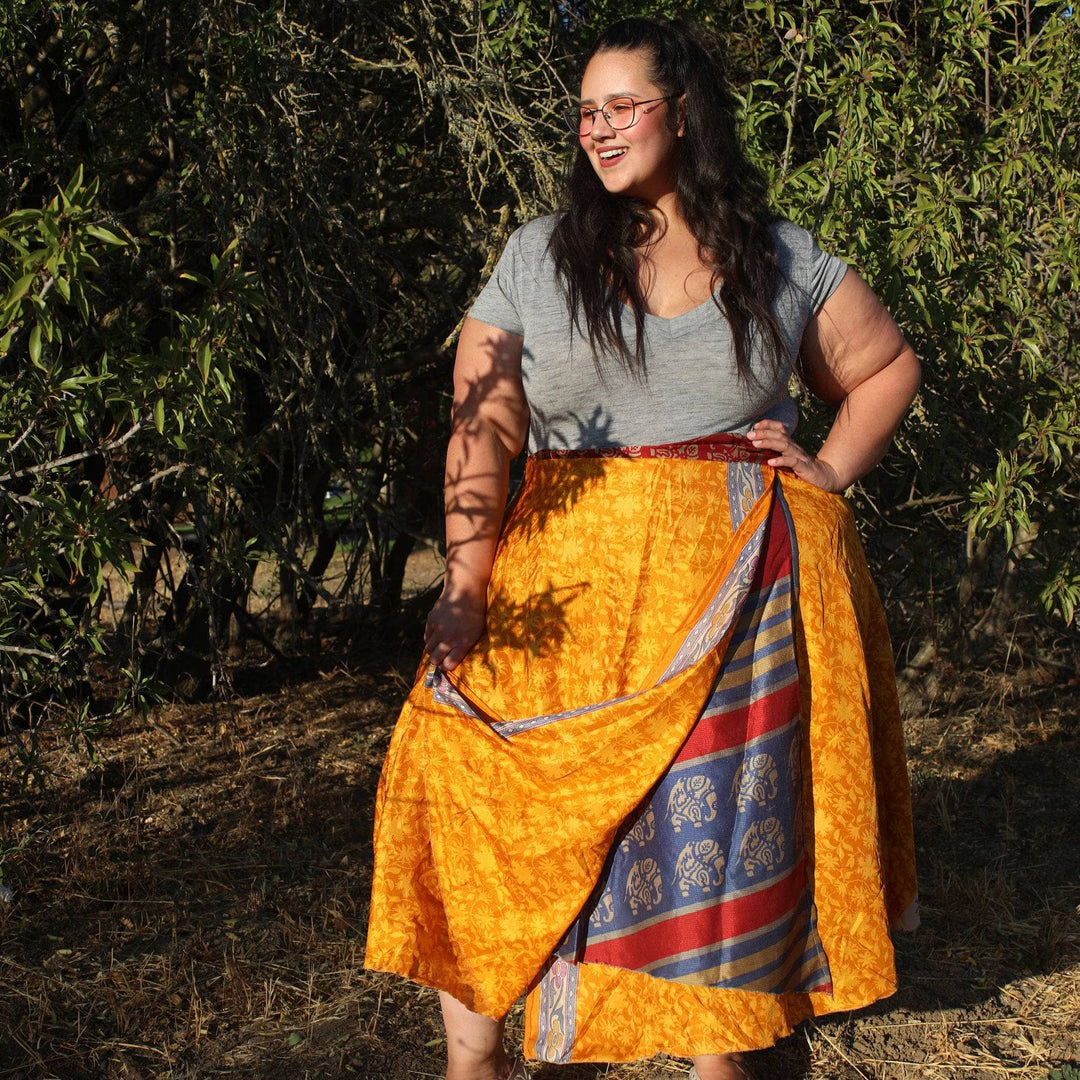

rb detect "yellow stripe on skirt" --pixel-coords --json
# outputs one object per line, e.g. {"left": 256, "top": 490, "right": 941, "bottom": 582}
{"left": 365, "top": 454, "right": 918, "bottom": 1063}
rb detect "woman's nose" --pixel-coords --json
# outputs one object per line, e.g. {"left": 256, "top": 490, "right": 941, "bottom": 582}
{"left": 589, "top": 113, "right": 616, "bottom": 139}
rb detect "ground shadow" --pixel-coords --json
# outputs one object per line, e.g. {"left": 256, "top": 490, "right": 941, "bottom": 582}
{"left": 1, "top": 652, "right": 1078, "bottom": 1079}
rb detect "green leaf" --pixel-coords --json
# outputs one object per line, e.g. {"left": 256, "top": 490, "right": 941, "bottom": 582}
{"left": 63, "top": 164, "right": 85, "bottom": 203}
{"left": 0, "top": 209, "right": 42, "bottom": 228}
{"left": 154, "top": 397, "right": 165, "bottom": 434}
{"left": 197, "top": 341, "right": 211, "bottom": 382}
{"left": 28, "top": 323, "right": 42, "bottom": 365}
{"left": 85, "top": 224, "right": 127, "bottom": 246}
{"left": 57, "top": 375, "right": 102, "bottom": 390}
{"left": 5, "top": 272, "right": 35, "bottom": 309}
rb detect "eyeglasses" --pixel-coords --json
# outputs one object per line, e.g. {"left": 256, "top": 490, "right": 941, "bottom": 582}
{"left": 565, "top": 95, "right": 680, "bottom": 136}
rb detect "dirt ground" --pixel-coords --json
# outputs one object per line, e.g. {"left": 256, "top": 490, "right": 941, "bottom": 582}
{"left": 1, "top": 570, "right": 1079, "bottom": 1080}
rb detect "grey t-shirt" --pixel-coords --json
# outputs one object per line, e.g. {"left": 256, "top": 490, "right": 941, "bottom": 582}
{"left": 468, "top": 215, "right": 848, "bottom": 454}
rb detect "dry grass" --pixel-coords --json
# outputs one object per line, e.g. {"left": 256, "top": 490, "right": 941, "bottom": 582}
{"left": 1, "top": 637, "right": 1078, "bottom": 1079}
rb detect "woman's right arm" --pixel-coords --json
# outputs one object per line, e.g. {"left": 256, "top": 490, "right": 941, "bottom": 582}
{"left": 424, "top": 317, "right": 529, "bottom": 672}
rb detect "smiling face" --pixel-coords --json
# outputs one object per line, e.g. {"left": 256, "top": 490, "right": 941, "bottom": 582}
{"left": 577, "top": 47, "right": 683, "bottom": 205}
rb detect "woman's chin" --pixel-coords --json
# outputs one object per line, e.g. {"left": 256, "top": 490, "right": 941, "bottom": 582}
{"left": 594, "top": 171, "right": 639, "bottom": 198}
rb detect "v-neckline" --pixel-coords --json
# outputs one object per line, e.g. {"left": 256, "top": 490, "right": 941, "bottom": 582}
{"left": 622, "top": 293, "right": 716, "bottom": 323}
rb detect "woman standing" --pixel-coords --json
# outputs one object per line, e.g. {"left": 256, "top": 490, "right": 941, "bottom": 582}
{"left": 367, "top": 18, "right": 920, "bottom": 1080}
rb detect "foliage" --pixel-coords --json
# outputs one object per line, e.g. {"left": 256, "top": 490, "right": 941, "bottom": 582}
{"left": 739, "top": 0, "right": 1080, "bottom": 633}
{"left": 0, "top": 163, "right": 259, "bottom": 770}
{"left": 0, "top": 0, "right": 1077, "bottom": 761}
{"left": 1048, "top": 1066, "right": 1080, "bottom": 1080}
{"left": 0, "top": 2, "right": 473, "bottom": 748}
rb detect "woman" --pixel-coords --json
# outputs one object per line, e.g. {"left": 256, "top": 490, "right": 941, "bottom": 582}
{"left": 366, "top": 17, "right": 920, "bottom": 1080}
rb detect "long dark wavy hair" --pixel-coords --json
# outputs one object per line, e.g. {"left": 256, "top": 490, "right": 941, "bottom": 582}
{"left": 549, "top": 18, "right": 788, "bottom": 381}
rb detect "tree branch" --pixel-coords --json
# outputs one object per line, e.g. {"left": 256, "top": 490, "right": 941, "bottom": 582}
{"left": 0, "top": 422, "right": 143, "bottom": 484}
{"left": 109, "top": 463, "right": 189, "bottom": 508}
{"left": 0, "top": 644, "right": 62, "bottom": 661}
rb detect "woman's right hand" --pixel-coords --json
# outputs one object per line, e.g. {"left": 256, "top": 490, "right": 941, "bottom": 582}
{"left": 424, "top": 590, "right": 487, "bottom": 672}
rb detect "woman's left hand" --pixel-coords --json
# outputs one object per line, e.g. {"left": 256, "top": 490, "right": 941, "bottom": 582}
{"left": 749, "top": 420, "right": 843, "bottom": 493}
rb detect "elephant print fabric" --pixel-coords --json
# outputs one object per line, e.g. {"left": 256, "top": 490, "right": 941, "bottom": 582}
{"left": 552, "top": 461, "right": 827, "bottom": 998}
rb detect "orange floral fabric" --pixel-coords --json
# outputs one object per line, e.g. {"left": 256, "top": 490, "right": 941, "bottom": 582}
{"left": 364, "top": 456, "right": 917, "bottom": 1061}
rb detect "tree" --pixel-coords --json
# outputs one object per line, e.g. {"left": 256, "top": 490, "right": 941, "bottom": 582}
{"left": 0, "top": 165, "right": 258, "bottom": 756}
{"left": 744, "top": 0, "right": 1080, "bottom": 638}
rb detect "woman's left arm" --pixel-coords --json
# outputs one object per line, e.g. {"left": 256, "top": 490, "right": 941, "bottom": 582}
{"left": 750, "top": 270, "right": 921, "bottom": 492}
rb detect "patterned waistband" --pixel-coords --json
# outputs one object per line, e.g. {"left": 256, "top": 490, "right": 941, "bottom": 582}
{"left": 530, "top": 432, "right": 772, "bottom": 464}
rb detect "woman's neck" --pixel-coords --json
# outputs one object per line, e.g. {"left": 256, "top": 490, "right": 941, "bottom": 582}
{"left": 642, "top": 190, "right": 682, "bottom": 234}
{"left": 633, "top": 212, "right": 715, "bottom": 318}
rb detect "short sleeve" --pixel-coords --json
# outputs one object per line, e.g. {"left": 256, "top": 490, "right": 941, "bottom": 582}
{"left": 772, "top": 220, "right": 849, "bottom": 313}
{"left": 805, "top": 233, "right": 848, "bottom": 311}
{"left": 467, "top": 227, "right": 526, "bottom": 336}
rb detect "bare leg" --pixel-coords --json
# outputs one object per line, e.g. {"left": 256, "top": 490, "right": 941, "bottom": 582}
{"left": 439, "top": 991, "right": 514, "bottom": 1080}
{"left": 692, "top": 1052, "right": 754, "bottom": 1080}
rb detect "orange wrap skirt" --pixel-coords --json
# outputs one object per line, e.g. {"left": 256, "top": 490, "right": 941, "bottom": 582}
{"left": 365, "top": 444, "right": 917, "bottom": 1063}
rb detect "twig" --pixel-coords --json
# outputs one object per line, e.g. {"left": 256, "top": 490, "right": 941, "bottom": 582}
{"left": 1, "top": 490, "right": 44, "bottom": 507}
{"left": 885, "top": 493, "right": 966, "bottom": 513}
{"left": 0, "top": 643, "right": 62, "bottom": 661}
{"left": 7, "top": 418, "right": 37, "bottom": 457}
{"left": 0, "top": 421, "right": 144, "bottom": 484}
{"left": 65, "top": 892, "right": 179, "bottom": 905}
{"left": 779, "top": 5, "right": 809, "bottom": 181}
{"left": 108, "top": 463, "right": 189, "bottom": 507}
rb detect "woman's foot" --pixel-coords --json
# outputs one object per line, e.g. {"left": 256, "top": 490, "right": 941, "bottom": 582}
{"left": 691, "top": 1052, "right": 755, "bottom": 1080}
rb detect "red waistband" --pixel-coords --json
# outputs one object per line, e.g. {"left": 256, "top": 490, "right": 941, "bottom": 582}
{"left": 530, "top": 432, "right": 771, "bottom": 464}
